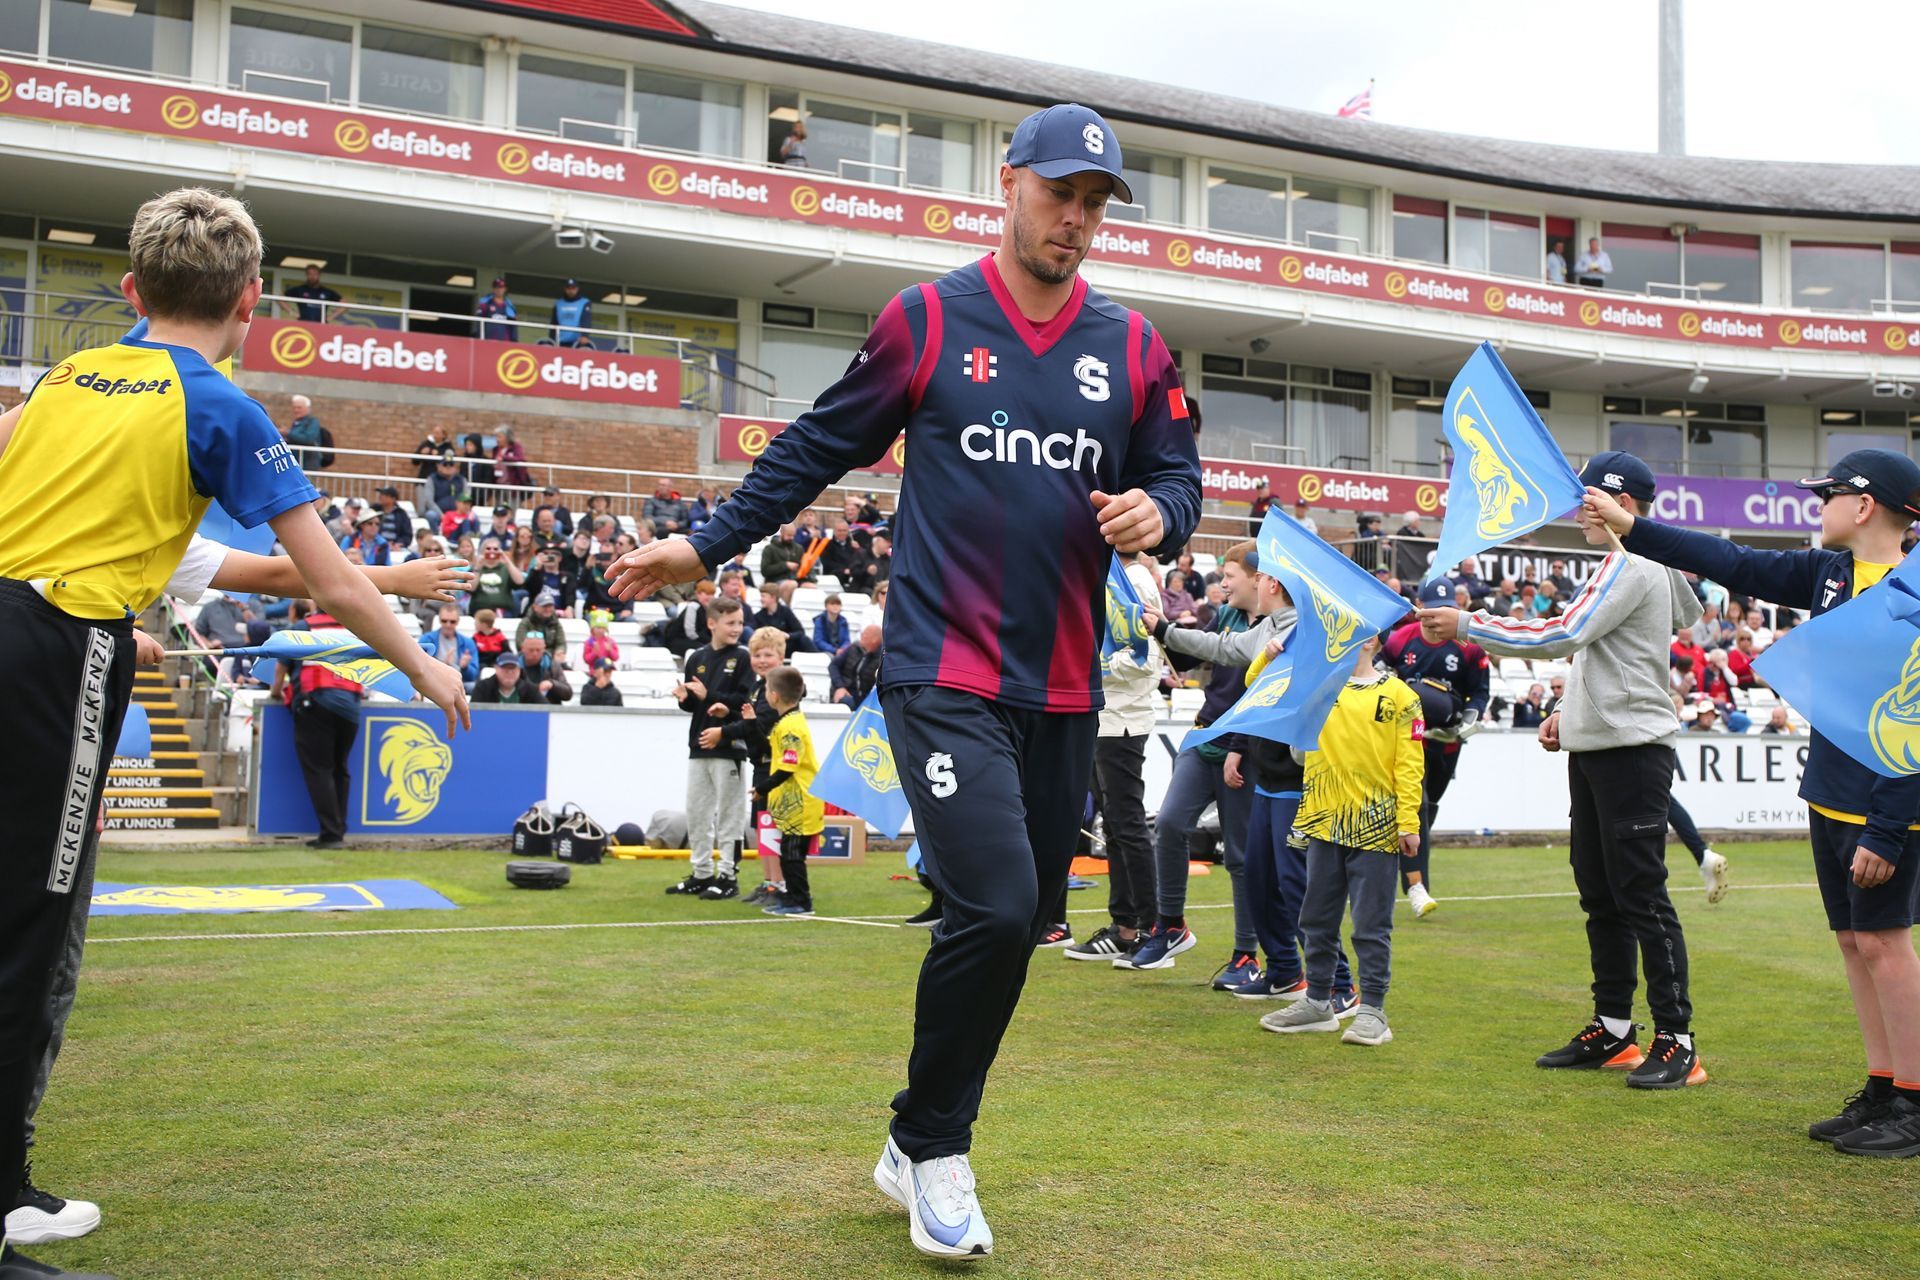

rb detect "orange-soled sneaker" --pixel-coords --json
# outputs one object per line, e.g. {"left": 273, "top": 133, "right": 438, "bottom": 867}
{"left": 1536, "top": 1018, "right": 1645, "bottom": 1070}
{"left": 1627, "top": 1031, "right": 1708, "bottom": 1090}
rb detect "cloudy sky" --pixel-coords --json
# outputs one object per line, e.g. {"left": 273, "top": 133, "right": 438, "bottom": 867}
{"left": 715, "top": 0, "right": 1917, "bottom": 166}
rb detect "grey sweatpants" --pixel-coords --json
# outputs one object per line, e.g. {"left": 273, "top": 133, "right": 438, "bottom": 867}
{"left": 685, "top": 757, "right": 746, "bottom": 879}
{"left": 25, "top": 819, "right": 99, "bottom": 1151}
{"left": 1300, "top": 837, "right": 1398, "bottom": 1011}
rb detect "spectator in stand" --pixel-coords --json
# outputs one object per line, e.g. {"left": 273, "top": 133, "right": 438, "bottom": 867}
{"left": 661, "top": 580, "right": 717, "bottom": 656}
{"left": 413, "top": 424, "right": 452, "bottom": 482}
{"left": 1246, "top": 478, "right": 1272, "bottom": 536}
{"left": 751, "top": 583, "right": 811, "bottom": 653}
{"left": 404, "top": 527, "right": 444, "bottom": 564}
{"left": 586, "top": 514, "right": 619, "bottom": 553}
{"left": 340, "top": 512, "right": 391, "bottom": 567}
{"left": 1685, "top": 701, "right": 1722, "bottom": 733}
{"left": 418, "top": 604, "right": 479, "bottom": 690}
{"left": 1512, "top": 683, "right": 1548, "bottom": 729}
{"left": 285, "top": 262, "right": 342, "bottom": 322}
{"left": 583, "top": 492, "right": 613, "bottom": 530}
{"left": 580, "top": 657, "right": 622, "bottom": 706}
{"left": 529, "top": 505, "right": 565, "bottom": 552}
{"left": 1670, "top": 628, "right": 1708, "bottom": 679}
{"left": 470, "top": 607, "right": 507, "bottom": 669}
{"left": 1545, "top": 558, "right": 1576, "bottom": 597}
{"left": 372, "top": 486, "right": 414, "bottom": 547}
{"left": 472, "top": 650, "right": 534, "bottom": 703}
{"left": 516, "top": 589, "right": 566, "bottom": 652}
{"left": 1700, "top": 648, "right": 1736, "bottom": 705}
{"left": 1160, "top": 568, "right": 1198, "bottom": 625}
{"left": 779, "top": 116, "right": 809, "bottom": 166}
{"left": 556, "top": 528, "right": 595, "bottom": 604}
{"left": 1762, "top": 706, "right": 1793, "bottom": 734}
{"left": 868, "top": 534, "right": 894, "bottom": 586}
{"left": 1291, "top": 497, "right": 1318, "bottom": 538}
{"left": 476, "top": 277, "right": 518, "bottom": 341}
{"left": 468, "top": 537, "right": 522, "bottom": 616}
{"left": 831, "top": 624, "right": 884, "bottom": 704}
{"left": 493, "top": 426, "right": 531, "bottom": 495}
{"left": 285, "top": 395, "right": 330, "bottom": 471}
{"left": 1575, "top": 236, "right": 1612, "bottom": 288}
{"left": 1690, "top": 601, "right": 1733, "bottom": 651}
{"left": 718, "top": 567, "right": 754, "bottom": 604}
{"left": 688, "top": 487, "right": 719, "bottom": 535}
{"left": 761, "top": 522, "right": 807, "bottom": 584}
{"left": 330, "top": 496, "right": 365, "bottom": 540}
{"left": 1453, "top": 584, "right": 1473, "bottom": 611}
{"left": 812, "top": 593, "right": 850, "bottom": 654}
{"left": 794, "top": 509, "right": 821, "bottom": 549}
{"left": 1447, "top": 557, "right": 1491, "bottom": 606}
{"left": 1490, "top": 577, "right": 1519, "bottom": 616}
{"left": 1728, "top": 629, "right": 1762, "bottom": 687}
{"left": 1356, "top": 513, "right": 1383, "bottom": 540}
{"left": 516, "top": 633, "right": 572, "bottom": 704}
{"left": 538, "top": 486, "right": 574, "bottom": 535}
{"left": 1671, "top": 653, "right": 1698, "bottom": 698}
{"left": 579, "top": 544, "right": 629, "bottom": 620}
{"left": 644, "top": 476, "right": 690, "bottom": 534}
{"left": 1395, "top": 511, "right": 1425, "bottom": 539}
{"left": 859, "top": 579, "right": 889, "bottom": 634}
{"left": 1196, "top": 581, "right": 1226, "bottom": 630}
{"left": 547, "top": 279, "right": 594, "bottom": 348}
{"left": 485, "top": 503, "right": 517, "bottom": 546}
{"left": 581, "top": 609, "right": 620, "bottom": 670}
{"left": 507, "top": 527, "right": 537, "bottom": 609}
{"left": 822, "top": 519, "right": 867, "bottom": 590}
{"left": 1543, "top": 674, "right": 1567, "bottom": 716}
{"left": 428, "top": 455, "right": 470, "bottom": 518}
{"left": 841, "top": 493, "right": 874, "bottom": 543}
{"left": 1546, "top": 239, "right": 1569, "bottom": 285}
{"left": 1744, "top": 607, "right": 1774, "bottom": 649}
{"left": 461, "top": 434, "right": 496, "bottom": 491}
{"left": 1532, "top": 580, "right": 1562, "bottom": 619}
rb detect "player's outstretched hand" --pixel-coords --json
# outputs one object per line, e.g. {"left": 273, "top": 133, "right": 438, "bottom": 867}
{"left": 413, "top": 660, "right": 472, "bottom": 737}
{"left": 1090, "top": 489, "right": 1164, "bottom": 554}
{"left": 1417, "top": 606, "right": 1462, "bottom": 644}
{"left": 609, "top": 537, "right": 705, "bottom": 602}
{"left": 1581, "top": 486, "right": 1635, "bottom": 537}
{"left": 391, "top": 556, "right": 475, "bottom": 603}
{"left": 1538, "top": 710, "right": 1561, "bottom": 753}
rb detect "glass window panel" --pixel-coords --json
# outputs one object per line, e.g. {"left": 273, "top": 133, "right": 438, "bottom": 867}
{"left": 0, "top": 0, "right": 40, "bottom": 53}
{"left": 1825, "top": 429, "right": 1906, "bottom": 467}
{"left": 1206, "top": 167, "right": 1288, "bottom": 242}
{"left": 1198, "top": 375, "right": 1288, "bottom": 461}
{"left": 1390, "top": 396, "right": 1446, "bottom": 474}
{"left": 1891, "top": 243, "right": 1920, "bottom": 308}
{"left": 228, "top": 8, "right": 350, "bottom": 101}
{"left": 1392, "top": 196, "right": 1446, "bottom": 265}
{"left": 760, "top": 328, "right": 863, "bottom": 407}
{"left": 1110, "top": 151, "right": 1181, "bottom": 224}
{"left": 1293, "top": 386, "right": 1370, "bottom": 469}
{"left": 360, "top": 26, "right": 483, "bottom": 120}
{"left": 1291, "top": 177, "right": 1369, "bottom": 252}
{"left": 516, "top": 54, "right": 625, "bottom": 140}
{"left": 1599, "top": 223, "right": 1681, "bottom": 295}
{"left": 632, "top": 68, "right": 742, "bottom": 156}
{"left": 1684, "top": 231, "right": 1761, "bottom": 305}
{"left": 1609, "top": 421, "right": 1684, "bottom": 470}
{"left": 768, "top": 90, "right": 802, "bottom": 165}
{"left": 798, "top": 98, "right": 902, "bottom": 185}
{"left": 1791, "top": 241, "right": 1885, "bottom": 311}
{"left": 50, "top": 0, "right": 192, "bottom": 76}
{"left": 906, "top": 114, "right": 974, "bottom": 192}
{"left": 1686, "top": 421, "right": 1765, "bottom": 477}
{"left": 1454, "top": 207, "right": 1489, "bottom": 273}
{"left": 1488, "top": 211, "right": 1540, "bottom": 279}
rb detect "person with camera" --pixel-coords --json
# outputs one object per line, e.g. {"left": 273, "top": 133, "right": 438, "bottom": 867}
{"left": 515, "top": 589, "right": 566, "bottom": 653}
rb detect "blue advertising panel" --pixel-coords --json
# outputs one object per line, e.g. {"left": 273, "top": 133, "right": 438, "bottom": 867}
{"left": 256, "top": 704, "right": 550, "bottom": 836}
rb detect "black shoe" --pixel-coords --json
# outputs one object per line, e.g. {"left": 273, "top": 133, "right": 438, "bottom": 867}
{"left": 699, "top": 877, "right": 739, "bottom": 900}
{"left": 1535, "top": 1018, "right": 1644, "bottom": 1070}
{"left": 305, "top": 837, "right": 344, "bottom": 850}
{"left": 665, "top": 875, "right": 712, "bottom": 896}
{"left": 1626, "top": 1031, "right": 1707, "bottom": 1090}
{"left": 1833, "top": 1095, "right": 1920, "bottom": 1157}
{"left": 1809, "top": 1088, "right": 1894, "bottom": 1142}
{"left": 0, "top": 1244, "right": 116, "bottom": 1278}
{"left": 903, "top": 901, "right": 942, "bottom": 927}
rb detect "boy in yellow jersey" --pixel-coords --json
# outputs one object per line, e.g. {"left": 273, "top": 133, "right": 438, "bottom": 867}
{"left": 1259, "top": 633, "right": 1423, "bottom": 1047}
{"left": 0, "top": 188, "right": 467, "bottom": 1277}
{"left": 762, "top": 666, "right": 826, "bottom": 917}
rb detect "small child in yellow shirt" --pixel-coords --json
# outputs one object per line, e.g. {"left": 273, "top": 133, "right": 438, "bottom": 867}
{"left": 762, "top": 665, "right": 826, "bottom": 917}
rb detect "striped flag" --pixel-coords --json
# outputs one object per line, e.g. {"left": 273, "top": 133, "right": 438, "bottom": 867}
{"left": 1337, "top": 82, "right": 1373, "bottom": 119}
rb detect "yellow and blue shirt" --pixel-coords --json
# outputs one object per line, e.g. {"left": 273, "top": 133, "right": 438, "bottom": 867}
{"left": 1297, "top": 673, "right": 1427, "bottom": 854}
{"left": 768, "top": 706, "right": 826, "bottom": 838}
{"left": 0, "top": 330, "right": 316, "bottom": 619}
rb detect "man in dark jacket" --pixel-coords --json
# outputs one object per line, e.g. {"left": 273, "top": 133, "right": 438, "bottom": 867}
{"left": 750, "top": 585, "right": 812, "bottom": 654}
{"left": 372, "top": 486, "right": 414, "bottom": 547}
{"left": 472, "top": 651, "right": 534, "bottom": 704}
{"left": 760, "top": 523, "right": 807, "bottom": 584}
{"left": 819, "top": 519, "right": 865, "bottom": 587}
{"left": 830, "top": 624, "right": 884, "bottom": 704}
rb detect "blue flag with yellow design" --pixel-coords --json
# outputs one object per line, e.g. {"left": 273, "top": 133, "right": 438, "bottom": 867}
{"left": 1755, "top": 552, "right": 1920, "bottom": 779}
{"left": 222, "top": 629, "right": 418, "bottom": 704}
{"left": 1187, "top": 509, "right": 1413, "bottom": 753}
{"left": 1101, "top": 553, "right": 1151, "bottom": 665}
{"left": 1426, "top": 342, "right": 1584, "bottom": 584}
{"left": 810, "top": 689, "right": 912, "bottom": 838}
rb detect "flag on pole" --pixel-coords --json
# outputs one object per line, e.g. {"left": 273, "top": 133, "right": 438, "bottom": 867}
{"left": 1186, "top": 509, "right": 1412, "bottom": 752}
{"left": 1101, "top": 553, "right": 1152, "bottom": 665}
{"left": 810, "top": 689, "right": 912, "bottom": 838}
{"left": 1755, "top": 551, "right": 1920, "bottom": 778}
{"left": 218, "top": 629, "right": 418, "bottom": 703}
{"left": 1425, "top": 341, "right": 1584, "bottom": 585}
{"left": 1336, "top": 82, "right": 1374, "bottom": 119}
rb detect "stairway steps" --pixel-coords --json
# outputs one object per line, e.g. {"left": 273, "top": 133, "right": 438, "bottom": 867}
{"left": 104, "top": 809, "right": 222, "bottom": 831}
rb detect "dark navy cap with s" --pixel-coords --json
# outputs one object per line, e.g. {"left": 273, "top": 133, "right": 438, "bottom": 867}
{"left": 1004, "top": 104, "right": 1133, "bottom": 204}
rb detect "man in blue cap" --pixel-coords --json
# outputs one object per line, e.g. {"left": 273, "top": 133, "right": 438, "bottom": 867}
{"left": 1420, "top": 451, "right": 1710, "bottom": 1089}
{"left": 1585, "top": 448, "right": 1920, "bottom": 1152}
{"left": 609, "top": 104, "right": 1199, "bottom": 1257}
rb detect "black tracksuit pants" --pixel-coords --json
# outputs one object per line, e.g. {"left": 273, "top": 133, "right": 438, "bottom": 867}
{"left": 0, "top": 580, "right": 135, "bottom": 1223}
{"left": 1402, "top": 740, "right": 1459, "bottom": 892}
{"left": 881, "top": 684, "right": 1095, "bottom": 1161}
{"left": 1567, "top": 743, "right": 1692, "bottom": 1033}
{"left": 292, "top": 698, "right": 358, "bottom": 842}
{"left": 1093, "top": 732, "right": 1155, "bottom": 930}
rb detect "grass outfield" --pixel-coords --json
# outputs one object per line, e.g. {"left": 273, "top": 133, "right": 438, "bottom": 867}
{"left": 27, "top": 840, "right": 1917, "bottom": 1279}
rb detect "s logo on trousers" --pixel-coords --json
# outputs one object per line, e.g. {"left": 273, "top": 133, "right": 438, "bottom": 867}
{"left": 925, "top": 751, "right": 957, "bottom": 798}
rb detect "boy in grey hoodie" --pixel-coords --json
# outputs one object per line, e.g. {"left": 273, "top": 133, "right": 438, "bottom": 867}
{"left": 1416, "top": 451, "right": 1710, "bottom": 1090}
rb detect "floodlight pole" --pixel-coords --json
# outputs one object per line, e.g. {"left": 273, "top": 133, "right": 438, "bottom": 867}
{"left": 1658, "top": 0, "right": 1685, "bottom": 156}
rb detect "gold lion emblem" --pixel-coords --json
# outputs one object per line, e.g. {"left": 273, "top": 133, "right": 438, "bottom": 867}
{"left": 378, "top": 721, "right": 453, "bottom": 824}
{"left": 1452, "top": 385, "right": 1546, "bottom": 540}
{"left": 1269, "top": 549, "right": 1367, "bottom": 661}
{"left": 841, "top": 714, "right": 900, "bottom": 793}
{"left": 1240, "top": 671, "right": 1293, "bottom": 711}
{"left": 93, "top": 885, "right": 329, "bottom": 911}
{"left": 1870, "top": 635, "right": 1920, "bottom": 776}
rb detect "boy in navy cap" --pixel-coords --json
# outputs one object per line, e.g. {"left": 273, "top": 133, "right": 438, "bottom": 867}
{"left": 1586, "top": 448, "right": 1920, "bottom": 1151}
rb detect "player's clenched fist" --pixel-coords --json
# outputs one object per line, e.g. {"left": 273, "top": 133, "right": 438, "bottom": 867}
{"left": 609, "top": 537, "right": 706, "bottom": 602}
{"left": 1090, "top": 488, "right": 1165, "bottom": 554}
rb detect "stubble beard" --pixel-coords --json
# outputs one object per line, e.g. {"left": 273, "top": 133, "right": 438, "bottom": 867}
{"left": 1010, "top": 189, "right": 1084, "bottom": 286}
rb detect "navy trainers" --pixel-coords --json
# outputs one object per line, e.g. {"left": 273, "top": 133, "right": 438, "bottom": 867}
{"left": 1211, "top": 954, "right": 1260, "bottom": 991}
{"left": 1116, "top": 924, "right": 1196, "bottom": 970}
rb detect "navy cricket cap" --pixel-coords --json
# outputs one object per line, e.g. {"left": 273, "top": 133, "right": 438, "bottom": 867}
{"left": 1004, "top": 104, "right": 1133, "bottom": 204}
{"left": 1797, "top": 448, "right": 1920, "bottom": 519}
{"left": 1581, "top": 450, "right": 1657, "bottom": 503}
{"left": 1418, "top": 579, "right": 1454, "bottom": 606}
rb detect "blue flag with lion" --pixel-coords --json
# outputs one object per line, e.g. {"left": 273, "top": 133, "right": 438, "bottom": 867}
{"left": 810, "top": 689, "right": 911, "bottom": 838}
{"left": 221, "top": 629, "right": 417, "bottom": 703}
{"left": 1101, "top": 552, "right": 1151, "bottom": 665}
{"left": 1426, "top": 342, "right": 1584, "bottom": 584}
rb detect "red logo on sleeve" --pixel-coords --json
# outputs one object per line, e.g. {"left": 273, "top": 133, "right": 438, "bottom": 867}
{"left": 1410, "top": 718, "right": 1426, "bottom": 742}
{"left": 1168, "top": 386, "right": 1189, "bottom": 420}
{"left": 782, "top": 749, "right": 799, "bottom": 765}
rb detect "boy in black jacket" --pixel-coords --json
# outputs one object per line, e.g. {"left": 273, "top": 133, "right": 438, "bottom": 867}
{"left": 667, "top": 597, "right": 757, "bottom": 899}
{"left": 1586, "top": 449, "right": 1920, "bottom": 1152}
{"left": 726, "top": 628, "right": 789, "bottom": 905}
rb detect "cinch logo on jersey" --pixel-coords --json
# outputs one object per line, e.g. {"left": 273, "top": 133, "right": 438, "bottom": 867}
{"left": 961, "top": 409, "right": 1103, "bottom": 472}
{"left": 8, "top": 76, "right": 133, "bottom": 114}
{"left": 819, "top": 192, "right": 904, "bottom": 222}
{"left": 1088, "top": 228, "right": 1150, "bottom": 258}
{"left": 67, "top": 370, "right": 173, "bottom": 398}
{"left": 308, "top": 333, "right": 451, "bottom": 374}
{"left": 193, "top": 99, "right": 312, "bottom": 137}
{"left": 679, "top": 171, "right": 769, "bottom": 203}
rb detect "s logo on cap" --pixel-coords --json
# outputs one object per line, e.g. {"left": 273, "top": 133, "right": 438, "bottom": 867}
{"left": 1082, "top": 122, "right": 1104, "bottom": 155}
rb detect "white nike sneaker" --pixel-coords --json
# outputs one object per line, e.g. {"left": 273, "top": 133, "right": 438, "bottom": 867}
{"left": 873, "top": 1134, "right": 992, "bottom": 1259}
{"left": 1699, "top": 850, "right": 1729, "bottom": 904}
{"left": 1407, "top": 882, "right": 1438, "bottom": 919}
{"left": 5, "top": 1164, "right": 101, "bottom": 1244}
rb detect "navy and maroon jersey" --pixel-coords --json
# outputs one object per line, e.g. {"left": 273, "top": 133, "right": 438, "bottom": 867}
{"left": 691, "top": 255, "right": 1201, "bottom": 713}
{"left": 1384, "top": 621, "right": 1490, "bottom": 752}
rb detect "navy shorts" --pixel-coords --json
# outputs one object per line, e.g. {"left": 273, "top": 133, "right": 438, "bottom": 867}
{"left": 1810, "top": 810, "right": 1920, "bottom": 933}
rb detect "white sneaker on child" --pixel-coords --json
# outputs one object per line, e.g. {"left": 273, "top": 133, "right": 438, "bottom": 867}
{"left": 1408, "top": 882, "right": 1438, "bottom": 918}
